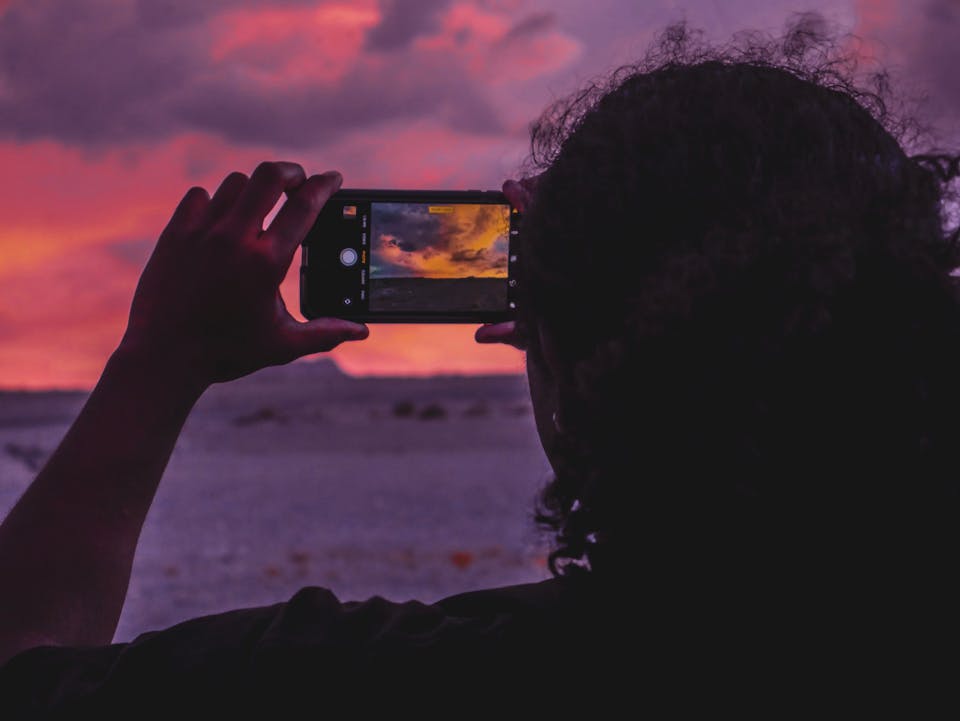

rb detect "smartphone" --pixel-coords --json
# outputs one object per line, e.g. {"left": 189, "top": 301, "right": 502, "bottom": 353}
{"left": 300, "top": 189, "right": 520, "bottom": 323}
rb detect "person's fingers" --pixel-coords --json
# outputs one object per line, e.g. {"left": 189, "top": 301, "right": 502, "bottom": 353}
{"left": 503, "top": 179, "right": 533, "bottom": 214}
{"left": 475, "top": 321, "right": 527, "bottom": 351}
{"left": 229, "top": 161, "right": 308, "bottom": 233}
{"left": 163, "top": 186, "right": 210, "bottom": 237}
{"left": 202, "top": 171, "right": 248, "bottom": 228}
{"left": 519, "top": 174, "right": 540, "bottom": 194}
{"left": 475, "top": 322, "right": 512, "bottom": 343}
{"left": 263, "top": 171, "right": 343, "bottom": 265}
{"left": 283, "top": 317, "right": 369, "bottom": 358}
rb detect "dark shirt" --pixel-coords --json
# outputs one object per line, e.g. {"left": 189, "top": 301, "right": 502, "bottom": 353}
{"left": 0, "top": 574, "right": 614, "bottom": 716}
{"left": 7, "top": 532, "right": 955, "bottom": 717}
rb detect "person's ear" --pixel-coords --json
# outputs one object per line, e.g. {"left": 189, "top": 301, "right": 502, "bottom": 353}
{"left": 536, "top": 323, "right": 576, "bottom": 433}
{"left": 537, "top": 324, "right": 567, "bottom": 384}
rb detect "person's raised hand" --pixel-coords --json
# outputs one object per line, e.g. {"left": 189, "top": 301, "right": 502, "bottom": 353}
{"left": 475, "top": 176, "right": 538, "bottom": 351}
{"left": 119, "top": 161, "right": 368, "bottom": 390}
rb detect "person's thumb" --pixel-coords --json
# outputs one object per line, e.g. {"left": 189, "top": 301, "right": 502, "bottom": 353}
{"left": 284, "top": 318, "right": 369, "bottom": 357}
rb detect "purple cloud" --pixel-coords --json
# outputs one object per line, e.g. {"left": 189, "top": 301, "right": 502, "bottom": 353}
{"left": 131, "top": 0, "right": 326, "bottom": 28}
{"left": 0, "top": 0, "right": 504, "bottom": 148}
{"left": 364, "top": 0, "right": 450, "bottom": 51}
{"left": 499, "top": 11, "right": 557, "bottom": 45}
{"left": 171, "top": 51, "right": 504, "bottom": 147}
{"left": 889, "top": 0, "right": 960, "bottom": 138}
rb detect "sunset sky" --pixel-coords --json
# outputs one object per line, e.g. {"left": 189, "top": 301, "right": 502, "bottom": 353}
{"left": 0, "top": 0, "right": 957, "bottom": 389}
{"left": 371, "top": 203, "right": 509, "bottom": 278}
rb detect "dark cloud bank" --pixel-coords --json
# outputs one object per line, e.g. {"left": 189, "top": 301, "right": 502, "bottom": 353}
{"left": 0, "top": 0, "right": 504, "bottom": 148}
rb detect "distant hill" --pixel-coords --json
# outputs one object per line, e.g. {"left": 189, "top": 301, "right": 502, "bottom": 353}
{"left": 0, "top": 358, "right": 529, "bottom": 423}
{"left": 223, "top": 357, "right": 348, "bottom": 386}
{"left": 197, "top": 358, "right": 528, "bottom": 413}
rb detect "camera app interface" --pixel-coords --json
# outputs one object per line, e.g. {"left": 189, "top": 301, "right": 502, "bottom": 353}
{"left": 368, "top": 202, "right": 510, "bottom": 312}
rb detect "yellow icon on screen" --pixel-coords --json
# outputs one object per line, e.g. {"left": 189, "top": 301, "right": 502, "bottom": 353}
{"left": 428, "top": 206, "right": 455, "bottom": 214}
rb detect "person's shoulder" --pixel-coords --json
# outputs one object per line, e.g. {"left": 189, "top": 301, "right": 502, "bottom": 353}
{"left": 258, "top": 576, "right": 611, "bottom": 705}
{"left": 269, "top": 574, "right": 594, "bottom": 658}
{"left": 0, "top": 578, "right": 609, "bottom": 716}
{"left": 433, "top": 572, "right": 589, "bottom": 613}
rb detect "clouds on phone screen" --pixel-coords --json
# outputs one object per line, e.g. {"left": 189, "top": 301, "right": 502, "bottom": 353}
{"left": 369, "top": 202, "right": 509, "bottom": 279}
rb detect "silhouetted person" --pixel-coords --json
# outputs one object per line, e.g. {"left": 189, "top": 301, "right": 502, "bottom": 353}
{"left": 2, "top": 16, "right": 960, "bottom": 714}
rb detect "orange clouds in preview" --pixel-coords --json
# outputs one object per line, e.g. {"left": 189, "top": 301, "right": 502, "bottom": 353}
{"left": 370, "top": 203, "right": 509, "bottom": 280}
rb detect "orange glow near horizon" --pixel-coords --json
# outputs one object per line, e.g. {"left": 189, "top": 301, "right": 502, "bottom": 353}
{"left": 0, "top": 132, "right": 526, "bottom": 390}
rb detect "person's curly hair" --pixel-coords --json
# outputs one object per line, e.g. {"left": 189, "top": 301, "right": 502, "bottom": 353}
{"left": 518, "top": 13, "right": 960, "bottom": 578}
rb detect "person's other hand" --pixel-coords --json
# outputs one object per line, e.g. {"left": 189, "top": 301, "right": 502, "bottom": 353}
{"left": 119, "top": 161, "right": 369, "bottom": 389}
{"left": 475, "top": 176, "right": 538, "bottom": 351}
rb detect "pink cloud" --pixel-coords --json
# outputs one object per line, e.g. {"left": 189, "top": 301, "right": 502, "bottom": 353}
{"left": 0, "top": 134, "right": 268, "bottom": 270}
{"left": 852, "top": 0, "right": 960, "bottom": 144}
{"left": 210, "top": 3, "right": 380, "bottom": 86}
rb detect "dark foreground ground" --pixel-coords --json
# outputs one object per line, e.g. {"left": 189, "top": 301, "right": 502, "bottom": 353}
{"left": 369, "top": 276, "right": 508, "bottom": 312}
{"left": 0, "top": 360, "right": 552, "bottom": 642}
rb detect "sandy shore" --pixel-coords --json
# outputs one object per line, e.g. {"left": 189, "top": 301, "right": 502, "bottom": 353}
{"left": 0, "top": 360, "right": 553, "bottom": 642}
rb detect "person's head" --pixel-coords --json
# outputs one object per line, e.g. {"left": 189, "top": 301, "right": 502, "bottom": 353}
{"left": 518, "top": 15, "right": 960, "bottom": 577}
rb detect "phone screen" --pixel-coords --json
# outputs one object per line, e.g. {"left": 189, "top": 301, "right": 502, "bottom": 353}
{"left": 301, "top": 190, "right": 519, "bottom": 323}
{"left": 368, "top": 201, "right": 510, "bottom": 312}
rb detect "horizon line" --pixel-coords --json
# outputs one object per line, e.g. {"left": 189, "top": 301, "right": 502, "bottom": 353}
{"left": 0, "top": 357, "right": 527, "bottom": 393}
